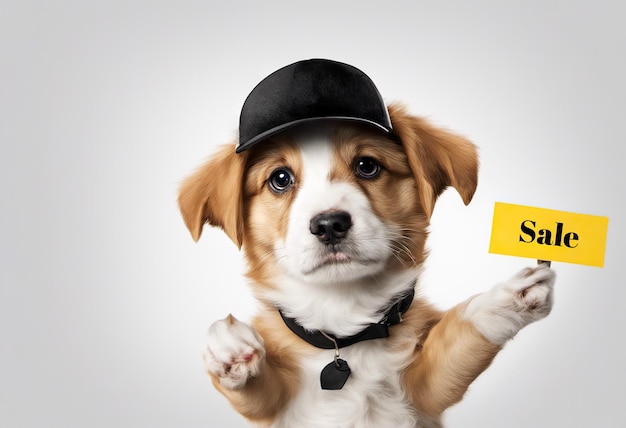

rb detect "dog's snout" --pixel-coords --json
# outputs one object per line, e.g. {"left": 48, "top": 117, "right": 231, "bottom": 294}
{"left": 309, "top": 211, "right": 352, "bottom": 244}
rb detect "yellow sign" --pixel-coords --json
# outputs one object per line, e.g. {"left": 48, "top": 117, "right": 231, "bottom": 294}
{"left": 489, "top": 202, "right": 608, "bottom": 267}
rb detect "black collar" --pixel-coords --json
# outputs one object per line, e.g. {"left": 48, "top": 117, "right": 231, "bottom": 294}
{"left": 278, "top": 285, "right": 415, "bottom": 350}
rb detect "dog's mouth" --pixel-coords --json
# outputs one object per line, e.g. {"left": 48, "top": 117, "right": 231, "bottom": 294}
{"left": 323, "top": 251, "right": 351, "bottom": 264}
{"left": 301, "top": 253, "right": 346, "bottom": 276}
{"left": 301, "top": 247, "right": 383, "bottom": 276}
{"left": 304, "top": 252, "right": 351, "bottom": 274}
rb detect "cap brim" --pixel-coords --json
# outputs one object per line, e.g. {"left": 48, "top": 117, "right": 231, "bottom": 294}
{"left": 235, "top": 116, "right": 392, "bottom": 153}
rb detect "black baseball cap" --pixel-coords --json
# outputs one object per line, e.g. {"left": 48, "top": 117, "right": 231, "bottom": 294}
{"left": 236, "top": 59, "right": 392, "bottom": 153}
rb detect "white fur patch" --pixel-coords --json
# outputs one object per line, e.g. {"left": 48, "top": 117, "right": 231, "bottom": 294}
{"left": 273, "top": 342, "right": 436, "bottom": 428}
{"left": 268, "top": 269, "right": 419, "bottom": 337}
{"left": 462, "top": 265, "right": 556, "bottom": 346}
{"left": 203, "top": 315, "right": 265, "bottom": 390}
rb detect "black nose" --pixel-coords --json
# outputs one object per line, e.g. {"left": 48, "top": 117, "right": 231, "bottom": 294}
{"left": 309, "top": 211, "right": 353, "bottom": 245}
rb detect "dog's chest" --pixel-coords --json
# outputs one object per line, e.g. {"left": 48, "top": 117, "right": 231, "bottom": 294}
{"left": 272, "top": 341, "right": 424, "bottom": 428}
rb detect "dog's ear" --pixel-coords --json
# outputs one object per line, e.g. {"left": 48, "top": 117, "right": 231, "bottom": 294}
{"left": 389, "top": 104, "right": 478, "bottom": 218}
{"left": 178, "top": 144, "right": 246, "bottom": 248}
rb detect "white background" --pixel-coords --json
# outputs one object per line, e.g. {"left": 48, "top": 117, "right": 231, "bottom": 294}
{"left": 1, "top": 1, "right": 624, "bottom": 427}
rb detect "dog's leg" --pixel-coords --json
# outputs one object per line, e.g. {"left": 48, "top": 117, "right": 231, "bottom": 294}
{"left": 404, "top": 265, "right": 555, "bottom": 417}
{"left": 204, "top": 314, "right": 296, "bottom": 422}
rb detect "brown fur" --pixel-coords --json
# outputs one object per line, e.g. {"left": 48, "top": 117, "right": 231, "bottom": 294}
{"left": 179, "top": 105, "right": 501, "bottom": 423}
{"left": 388, "top": 104, "right": 479, "bottom": 218}
{"left": 242, "top": 138, "right": 303, "bottom": 286}
{"left": 401, "top": 304, "right": 500, "bottom": 417}
{"left": 178, "top": 145, "right": 247, "bottom": 246}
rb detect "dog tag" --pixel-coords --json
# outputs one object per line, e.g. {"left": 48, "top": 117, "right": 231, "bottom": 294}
{"left": 320, "top": 358, "right": 351, "bottom": 390}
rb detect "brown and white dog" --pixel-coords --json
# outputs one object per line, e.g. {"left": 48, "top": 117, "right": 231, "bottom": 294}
{"left": 178, "top": 104, "right": 555, "bottom": 427}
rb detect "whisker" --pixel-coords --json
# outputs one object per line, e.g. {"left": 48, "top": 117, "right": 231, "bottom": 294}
{"left": 388, "top": 242, "right": 417, "bottom": 267}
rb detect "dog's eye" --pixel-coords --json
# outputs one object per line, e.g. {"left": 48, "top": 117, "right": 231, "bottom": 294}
{"left": 268, "top": 168, "right": 295, "bottom": 193}
{"left": 355, "top": 157, "right": 382, "bottom": 179}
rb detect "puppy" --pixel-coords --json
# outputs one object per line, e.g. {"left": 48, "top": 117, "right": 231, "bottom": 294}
{"left": 178, "top": 69, "right": 555, "bottom": 427}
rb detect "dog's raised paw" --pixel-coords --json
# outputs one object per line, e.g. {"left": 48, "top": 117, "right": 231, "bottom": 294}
{"left": 513, "top": 265, "right": 555, "bottom": 313}
{"left": 464, "top": 265, "right": 556, "bottom": 346}
{"left": 203, "top": 314, "right": 265, "bottom": 390}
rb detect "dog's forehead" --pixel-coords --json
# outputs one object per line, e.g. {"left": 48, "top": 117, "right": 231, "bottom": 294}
{"left": 243, "top": 123, "right": 406, "bottom": 185}
{"left": 257, "top": 128, "right": 337, "bottom": 180}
